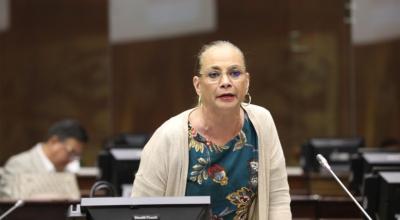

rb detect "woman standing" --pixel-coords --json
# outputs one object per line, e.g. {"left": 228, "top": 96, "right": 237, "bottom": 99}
{"left": 132, "top": 41, "right": 292, "bottom": 220}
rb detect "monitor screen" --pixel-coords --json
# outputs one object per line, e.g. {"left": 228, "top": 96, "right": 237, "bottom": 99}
{"left": 301, "top": 137, "right": 364, "bottom": 172}
{"left": 67, "top": 196, "right": 211, "bottom": 220}
{"left": 97, "top": 148, "right": 142, "bottom": 196}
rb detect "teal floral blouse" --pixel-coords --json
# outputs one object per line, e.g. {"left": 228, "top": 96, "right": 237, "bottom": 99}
{"left": 185, "top": 114, "right": 259, "bottom": 220}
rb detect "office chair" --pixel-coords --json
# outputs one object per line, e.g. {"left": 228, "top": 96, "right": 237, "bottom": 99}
{"left": 89, "top": 180, "right": 117, "bottom": 197}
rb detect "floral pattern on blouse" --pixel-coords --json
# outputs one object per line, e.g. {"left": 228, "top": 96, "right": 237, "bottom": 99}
{"left": 186, "top": 113, "right": 258, "bottom": 220}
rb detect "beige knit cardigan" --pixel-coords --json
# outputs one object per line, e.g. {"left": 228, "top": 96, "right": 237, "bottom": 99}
{"left": 132, "top": 104, "right": 292, "bottom": 220}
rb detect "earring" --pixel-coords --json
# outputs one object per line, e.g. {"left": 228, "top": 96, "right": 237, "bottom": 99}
{"left": 244, "top": 92, "right": 252, "bottom": 106}
{"left": 197, "top": 95, "right": 202, "bottom": 106}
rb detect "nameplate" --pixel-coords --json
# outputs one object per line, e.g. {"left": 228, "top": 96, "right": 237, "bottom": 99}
{"left": 133, "top": 215, "right": 160, "bottom": 220}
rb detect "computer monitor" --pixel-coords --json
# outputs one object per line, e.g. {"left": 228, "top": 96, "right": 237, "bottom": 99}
{"left": 362, "top": 173, "right": 380, "bottom": 219}
{"left": 97, "top": 148, "right": 142, "bottom": 196}
{"left": 362, "top": 152, "right": 400, "bottom": 173}
{"left": 350, "top": 150, "right": 400, "bottom": 195}
{"left": 361, "top": 169, "right": 400, "bottom": 220}
{"left": 362, "top": 167, "right": 399, "bottom": 218}
{"left": 67, "top": 196, "right": 211, "bottom": 220}
{"left": 98, "top": 133, "right": 149, "bottom": 188}
{"left": 377, "top": 172, "right": 400, "bottom": 220}
{"left": 300, "top": 137, "right": 364, "bottom": 172}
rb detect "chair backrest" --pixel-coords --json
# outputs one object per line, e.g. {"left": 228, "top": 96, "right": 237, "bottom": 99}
{"left": 104, "top": 133, "right": 150, "bottom": 149}
{"left": 89, "top": 180, "right": 117, "bottom": 197}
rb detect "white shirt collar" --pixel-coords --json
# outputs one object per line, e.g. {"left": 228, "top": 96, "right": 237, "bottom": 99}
{"left": 35, "top": 143, "right": 56, "bottom": 172}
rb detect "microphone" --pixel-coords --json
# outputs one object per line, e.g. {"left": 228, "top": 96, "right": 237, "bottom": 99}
{"left": 316, "top": 154, "right": 372, "bottom": 220}
{"left": 316, "top": 154, "right": 331, "bottom": 170}
{"left": 0, "top": 200, "right": 24, "bottom": 220}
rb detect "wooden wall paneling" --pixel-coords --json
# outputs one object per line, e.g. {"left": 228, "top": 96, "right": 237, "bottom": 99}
{"left": 0, "top": 0, "right": 110, "bottom": 166}
{"left": 354, "top": 40, "right": 400, "bottom": 147}
{"left": 111, "top": 39, "right": 200, "bottom": 134}
{"left": 110, "top": 0, "right": 351, "bottom": 166}
{"left": 2, "top": 0, "right": 397, "bottom": 169}
{"left": 283, "top": 0, "right": 350, "bottom": 162}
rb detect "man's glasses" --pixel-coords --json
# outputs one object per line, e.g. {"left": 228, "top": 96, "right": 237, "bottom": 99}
{"left": 64, "top": 144, "right": 81, "bottom": 161}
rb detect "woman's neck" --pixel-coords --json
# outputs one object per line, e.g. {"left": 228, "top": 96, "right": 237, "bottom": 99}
{"left": 192, "top": 105, "right": 244, "bottom": 145}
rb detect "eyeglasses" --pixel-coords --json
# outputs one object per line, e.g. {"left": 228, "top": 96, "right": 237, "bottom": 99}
{"left": 64, "top": 143, "right": 81, "bottom": 160}
{"left": 200, "top": 67, "right": 245, "bottom": 83}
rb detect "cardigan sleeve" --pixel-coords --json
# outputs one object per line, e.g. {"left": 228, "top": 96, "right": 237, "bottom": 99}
{"left": 266, "top": 111, "right": 292, "bottom": 219}
{"left": 132, "top": 109, "right": 192, "bottom": 197}
{"left": 131, "top": 124, "right": 170, "bottom": 197}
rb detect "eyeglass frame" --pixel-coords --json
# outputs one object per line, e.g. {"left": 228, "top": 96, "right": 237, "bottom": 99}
{"left": 63, "top": 142, "right": 82, "bottom": 161}
{"left": 198, "top": 65, "right": 247, "bottom": 83}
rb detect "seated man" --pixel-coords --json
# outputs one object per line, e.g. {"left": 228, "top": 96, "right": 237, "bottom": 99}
{"left": 0, "top": 119, "right": 88, "bottom": 199}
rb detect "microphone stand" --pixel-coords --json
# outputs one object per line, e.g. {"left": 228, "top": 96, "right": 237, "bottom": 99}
{"left": 316, "top": 154, "right": 372, "bottom": 220}
{"left": 0, "top": 200, "right": 24, "bottom": 220}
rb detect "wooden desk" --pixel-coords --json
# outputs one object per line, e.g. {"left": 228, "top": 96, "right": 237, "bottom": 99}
{"left": 287, "top": 166, "right": 310, "bottom": 195}
{"left": 1, "top": 166, "right": 349, "bottom": 197}
{"left": 76, "top": 167, "right": 99, "bottom": 197}
{"left": 77, "top": 166, "right": 353, "bottom": 197}
{"left": 287, "top": 167, "right": 351, "bottom": 196}
{"left": 0, "top": 199, "right": 79, "bottom": 220}
{"left": 0, "top": 195, "right": 362, "bottom": 220}
{"left": 0, "top": 168, "right": 96, "bottom": 220}
{"left": 80, "top": 166, "right": 354, "bottom": 197}
{"left": 1, "top": 166, "right": 361, "bottom": 219}
{"left": 291, "top": 195, "right": 363, "bottom": 219}
{"left": 308, "top": 172, "right": 350, "bottom": 196}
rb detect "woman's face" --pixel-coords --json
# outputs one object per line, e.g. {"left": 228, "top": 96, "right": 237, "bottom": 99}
{"left": 193, "top": 45, "right": 249, "bottom": 111}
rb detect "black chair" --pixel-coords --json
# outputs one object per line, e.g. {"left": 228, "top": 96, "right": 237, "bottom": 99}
{"left": 104, "top": 133, "right": 150, "bottom": 149}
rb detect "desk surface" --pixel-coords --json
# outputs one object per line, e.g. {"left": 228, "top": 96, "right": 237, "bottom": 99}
{"left": 291, "top": 195, "right": 362, "bottom": 219}
{"left": 287, "top": 167, "right": 351, "bottom": 196}
{"left": 76, "top": 167, "right": 100, "bottom": 197}
{"left": 57, "top": 166, "right": 355, "bottom": 198}
{"left": 1, "top": 166, "right": 351, "bottom": 197}
{"left": 78, "top": 166, "right": 351, "bottom": 197}
{"left": 0, "top": 199, "right": 79, "bottom": 220}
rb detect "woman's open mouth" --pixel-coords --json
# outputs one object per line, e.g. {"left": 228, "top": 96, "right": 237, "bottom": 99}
{"left": 217, "top": 93, "right": 236, "bottom": 101}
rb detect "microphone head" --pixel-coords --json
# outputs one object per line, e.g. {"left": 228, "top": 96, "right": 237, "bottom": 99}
{"left": 15, "top": 200, "right": 24, "bottom": 208}
{"left": 316, "top": 154, "right": 330, "bottom": 169}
